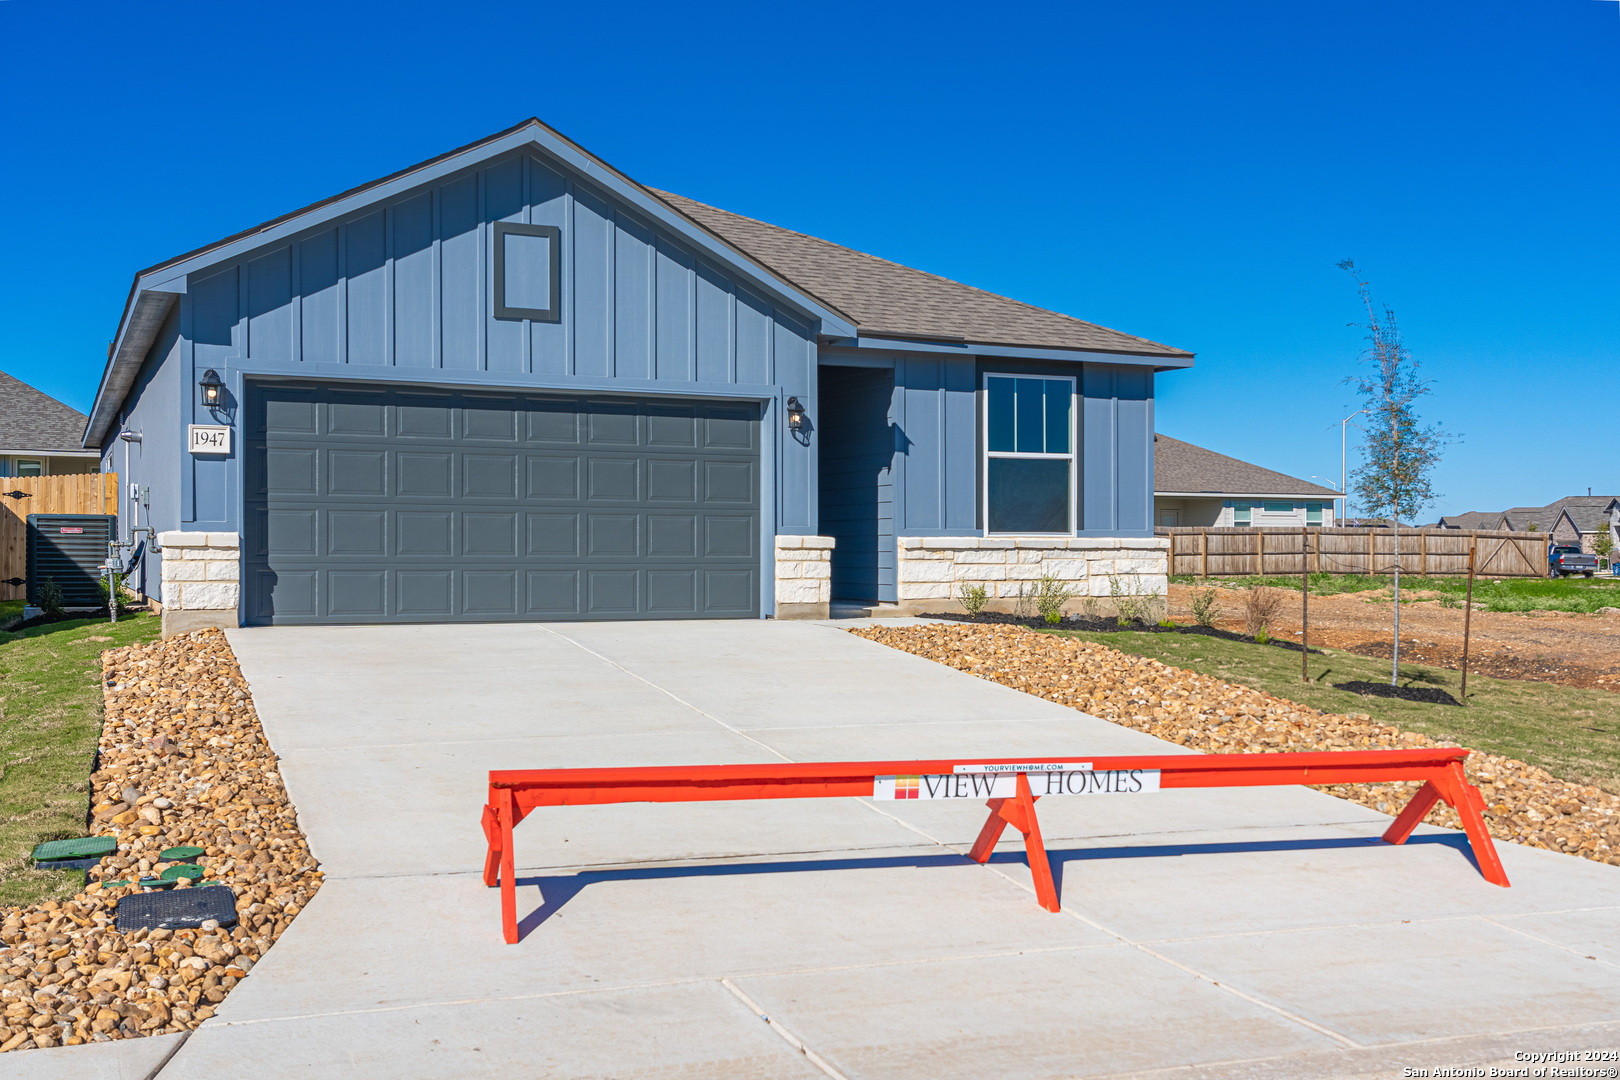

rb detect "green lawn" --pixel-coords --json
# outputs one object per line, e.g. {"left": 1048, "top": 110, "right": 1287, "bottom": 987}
{"left": 0, "top": 612, "right": 160, "bottom": 906}
{"left": 1045, "top": 626, "right": 1620, "bottom": 794}
{"left": 1172, "top": 572, "right": 1620, "bottom": 614}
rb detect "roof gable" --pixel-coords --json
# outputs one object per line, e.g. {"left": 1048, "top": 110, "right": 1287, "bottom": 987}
{"left": 1153, "top": 434, "right": 1337, "bottom": 498}
{"left": 0, "top": 372, "right": 90, "bottom": 452}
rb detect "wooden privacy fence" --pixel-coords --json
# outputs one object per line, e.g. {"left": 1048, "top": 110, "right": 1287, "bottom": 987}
{"left": 0, "top": 474, "right": 119, "bottom": 601}
{"left": 1157, "top": 526, "right": 1548, "bottom": 579}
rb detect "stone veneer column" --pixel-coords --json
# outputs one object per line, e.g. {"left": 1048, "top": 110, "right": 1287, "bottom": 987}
{"left": 774, "top": 535, "right": 835, "bottom": 620}
{"left": 157, "top": 532, "right": 241, "bottom": 638}
{"left": 895, "top": 536, "right": 1169, "bottom": 615}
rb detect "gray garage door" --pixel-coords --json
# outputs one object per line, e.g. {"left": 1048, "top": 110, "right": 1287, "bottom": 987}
{"left": 243, "top": 382, "right": 761, "bottom": 624}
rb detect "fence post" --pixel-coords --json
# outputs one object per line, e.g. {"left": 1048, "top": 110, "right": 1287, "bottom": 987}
{"left": 1200, "top": 530, "right": 1208, "bottom": 579}
{"left": 1256, "top": 529, "right": 1263, "bottom": 576}
{"left": 1420, "top": 530, "right": 1427, "bottom": 577}
{"left": 1367, "top": 529, "right": 1375, "bottom": 576}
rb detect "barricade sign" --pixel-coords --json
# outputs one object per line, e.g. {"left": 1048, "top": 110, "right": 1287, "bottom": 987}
{"left": 482, "top": 748, "right": 1507, "bottom": 944}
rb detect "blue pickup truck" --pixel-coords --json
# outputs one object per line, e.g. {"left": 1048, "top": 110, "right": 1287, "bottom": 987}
{"left": 1549, "top": 544, "right": 1598, "bottom": 578}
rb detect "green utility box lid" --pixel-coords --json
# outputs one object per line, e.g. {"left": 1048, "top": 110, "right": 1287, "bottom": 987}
{"left": 32, "top": 836, "right": 116, "bottom": 862}
{"left": 159, "top": 865, "right": 204, "bottom": 882}
{"left": 160, "top": 846, "right": 204, "bottom": 862}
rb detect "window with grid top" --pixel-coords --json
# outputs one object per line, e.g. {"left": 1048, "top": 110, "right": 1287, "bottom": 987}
{"left": 984, "top": 375, "right": 1075, "bottom": 534}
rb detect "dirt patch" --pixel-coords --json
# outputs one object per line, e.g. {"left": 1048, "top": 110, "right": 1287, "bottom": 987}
{"left": 0, "top": 629, "right": 320, "bottom": 1052}
{"left": 851, "top": 623, "right": 1620, "bottom": 870}
{"left": 1170, "top": 584, "right": 1620, "bottom": 692}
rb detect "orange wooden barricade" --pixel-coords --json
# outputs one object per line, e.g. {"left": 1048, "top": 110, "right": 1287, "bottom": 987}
{"left": 482, "top": 748, "right": 1506, "bottom": 943}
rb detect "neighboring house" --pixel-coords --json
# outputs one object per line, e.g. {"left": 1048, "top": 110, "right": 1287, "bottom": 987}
{"left": 0, "top": 372, "right": 100, "bottom": 477}
{"left": 1439, "top": 496, "right": 1618, "bottom": 551}
{"left": 1153, "top": 435, "right": 1338, "bottom": 529}
{"left": 85, "top": 119, "right": 1194, "bottom": 634}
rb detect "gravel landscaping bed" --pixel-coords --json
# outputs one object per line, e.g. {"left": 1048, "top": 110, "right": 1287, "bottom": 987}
{"left": 0, "top": 629, "right": 321, "bottom": 1052}
{"left": 852, "top": 624, "right": 1620, "bottom": 869}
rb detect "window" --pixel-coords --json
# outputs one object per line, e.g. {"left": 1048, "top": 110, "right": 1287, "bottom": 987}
{"left": 1306, "top": 502, "right": 1323, "bottom": 525}
{"left": 492, "top": 222, "right": 561, "bottom": 322}
{"left": 1232, "top": 501, "right": 1251, "bottom": 525}
{"left": 16, "top": 460, "right": 41, "bottom": 477}
{"left": 1263, "top": 501, "right": 1294, "bottom": 515}
{"left": 984, "top": 375, "right": 1074, "bottom": 533}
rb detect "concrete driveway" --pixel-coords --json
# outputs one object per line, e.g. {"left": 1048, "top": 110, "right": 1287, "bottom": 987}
{"left": 37, "top": 620, "right": 1620, "bottom": 1079}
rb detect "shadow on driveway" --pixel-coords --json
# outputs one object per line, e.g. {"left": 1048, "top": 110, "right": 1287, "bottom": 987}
{"left": 509, "top": 831, "right": 1479, "bottom": 941}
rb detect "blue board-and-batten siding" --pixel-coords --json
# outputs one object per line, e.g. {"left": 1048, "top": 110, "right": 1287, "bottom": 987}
{"left": 176, "top": 150, "right": 817, "bottom": 535}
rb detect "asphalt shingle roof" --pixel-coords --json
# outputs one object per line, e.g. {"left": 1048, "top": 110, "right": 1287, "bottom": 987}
{"left": 654, "top": 190, "right": 1192, "bottom": 359}
{"left": 0, "top": 372, "right": 89, "bottom": 452}
{"left": 1153, "top": 434, "right": 1338, "bottom": 497}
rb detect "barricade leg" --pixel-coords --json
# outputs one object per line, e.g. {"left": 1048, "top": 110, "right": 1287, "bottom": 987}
{"left": 1382, "top": 781, "right": 1443, "bottom": 845}
{"left": 1440, "top": 762, "right": 1510, "bottom": 887}
{"left": 1013, "top": 774, "right": 1060, "bottom": 912}
{"left": 481, "top": 803, "right": 501, "bottom": 887}
{"left": 498, "top": 789, "right": 520, "bottom": 943}
{"left": 968, "top": 800, "right": 1010, "bottom": 863}
{"left": 1381, "top": 771, "right": 1509, "bottom": 888}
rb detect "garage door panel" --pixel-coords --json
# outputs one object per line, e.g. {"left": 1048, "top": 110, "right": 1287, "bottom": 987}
{"left": 398, "top": 512, "right": 452, "bottom": 556}
{"left": 262, "top": 448, "right": 317, "bottom": 495}
{"left": 587, "top": 514, "right": 639, "bottom": 557}
{"left": 526, "top": 570, "right": 580, "bottom": 615}
{"left": 397, "top": 571, "right": 453, "bottom": 615}
{"left": 705, "top": 570, "right": 756, "bottom": 614}
{"left": 397, "top": 401, "right": 453, "bottom": 439}
{"left": 527, "top": 513, "right": 580, "bottom": 556}
{"left": 328, "top": 511, "right": 386, "bottom": 556}
{"left": 463, "top": 570, "right": 519, "bottom": 614}
{"left": 245, "top": 383, "right": 759, "bottom": 624}
{"left": 327, "top": 571, "right": 387, "bottom": 618}
{"left": 527, "top": 456, "right": 580, "bottom": 499}
{"left": 328, "top": 400, "right": 387, "bottom": 436}
{"left": 464, "top": 512, "right": 518, "bottom": 556}
{"left": 465, "top": 455, "right": 519, "bottom": 498}
{"left": 587, "top": 570, "right": 639, "bottom": 614}
{"left": 329, "top": 450, "right": 387, "bottom": 495}
{"left": 646, "top": 459, "right": 695, "bottom": 501}
{"left": 586, "top": 458, "right": 639, "bottom": 501}
{"left": 398, "top": 452, "right": 453, "bottom": 497}
{"left": 704, "top": 460, "right": 754, "bottom": 504}
{"left": 464, "top": 404, "right": 519, "bottom": 442}
{"left": 647, "top": 570, "right": 697, "bottom": 613}
{"left": 646, "top": 515, "right": 697, "bottom": 558}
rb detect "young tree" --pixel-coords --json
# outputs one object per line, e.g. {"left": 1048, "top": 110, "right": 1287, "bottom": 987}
{"left": 1340, "top": 260, "right": 1452, "bottom": 685}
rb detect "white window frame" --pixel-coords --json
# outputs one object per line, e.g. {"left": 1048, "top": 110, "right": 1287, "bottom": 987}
{"left": 15, "top": 459, "right": 42, "bottom": 478}
{"left": 982, "top": 373, "right": 1077, "bottom": 536}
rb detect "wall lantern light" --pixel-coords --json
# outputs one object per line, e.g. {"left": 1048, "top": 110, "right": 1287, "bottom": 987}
{"left": 198, "top": 369, "right": 224, "bottom": 409}
{"left": 785, "top": 395, "right": 807, "bottom": 432}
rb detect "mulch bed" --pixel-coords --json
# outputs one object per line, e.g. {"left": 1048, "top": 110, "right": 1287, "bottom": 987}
{"left": 0, "top": 629, "right": 321, "bottom": 1052}
{"left": 1333, "top": 681, "right": 1461, "bottom": 706}
{"left": 920, "top": 610, "right": 1322, "bottom": 654}
{"left": 852, "top": 623, "right": 1620, "bottom": 869}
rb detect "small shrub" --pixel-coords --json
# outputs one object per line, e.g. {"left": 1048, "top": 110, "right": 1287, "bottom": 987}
{"left": 1254, "top": 622, "right": 1270, "bottom": 645}
{"left": 38, "top": 578, "right": 65, "bottom": 617}
{"left": 1243, "top": 586, "right": 1286, "bottom": 635}
{"left": 1189, "top": 587, "right": 1221, "bottom": 627}
{"left": 1012, "top": 582, "right": 1034, "bottom": 620}
{"left": 1034, "top": 574, "right": 1075, "bottom": 625}
{"left": 958, "top": 582, "right": 989, "bottom": 616}
{"left": 1081, "top": 595, "right": 1101, "bottom": 618}
{"left": 1157, "top": 616, "right": 1175, "bottom": 628}
{"left": 1109, "top": 574, "right": 1164, "bottom": 625}
{"left": 1439, "top": 594, "right": 1461, "bottom": 609}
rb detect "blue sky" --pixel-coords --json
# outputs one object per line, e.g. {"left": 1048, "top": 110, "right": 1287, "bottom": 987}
{"left": 1, "top": 0, "right": 1615, "bottom": 519}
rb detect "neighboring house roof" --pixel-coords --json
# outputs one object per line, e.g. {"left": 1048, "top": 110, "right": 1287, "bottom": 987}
{"left": 1548, "top": 495, "right": 1620, "bottom": 534}
{"left": 1153, "top": 435, "right": 1338, "bottom": 498}
{"left": 1501, "top": 506, "right": 1579, "bottom": 535}
{"left": 653, "top": 190, "right": 1192, "bottom": 360}
{"left": 0, "top": 372, "right": 93, "bottom": 454}
{"left": 1437, "top": 510, "right": 1509, "bottom": 530}
{"left": 88, "top": 118, "right": 1193, "bottom": 447}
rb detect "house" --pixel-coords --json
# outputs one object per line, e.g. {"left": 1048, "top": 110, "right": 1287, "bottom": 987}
{"left": 85, "top": 119, "right": 1193, "bottom": 635}
{"left": 1439, "top": 496, "right": 1617, "bottom": 551}
{"left": 1153, "top": 435, "right": 1338, "bottom": 529}
{"left": 0, "top": 372, "right": 100, "bottom": 477}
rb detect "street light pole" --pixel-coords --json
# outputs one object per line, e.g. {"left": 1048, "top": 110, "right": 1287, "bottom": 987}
{"left": 1340, "top": 409, "right": 1366, "bottom": 524}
